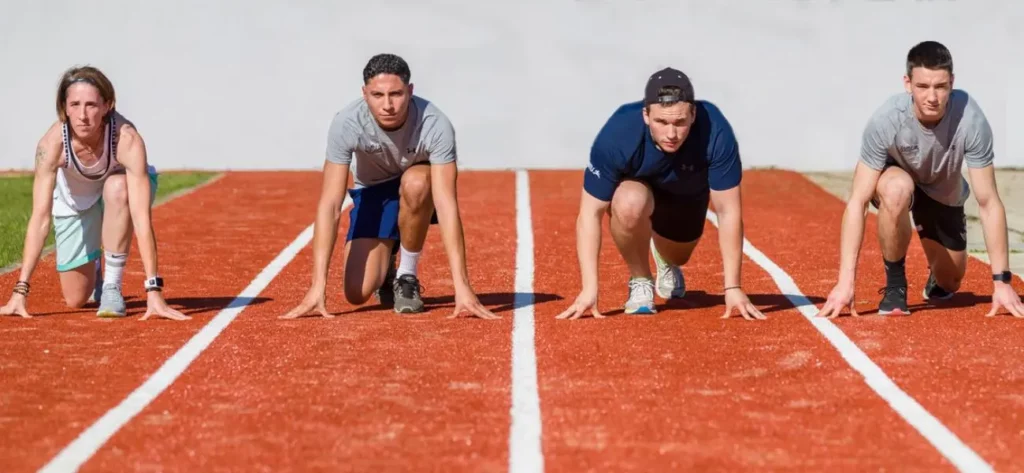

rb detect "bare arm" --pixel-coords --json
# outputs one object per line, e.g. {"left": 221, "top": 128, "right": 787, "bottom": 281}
{"left": 576, "top": 191, "right": 611, "bottom": 294}
{"left": 115, "top": 128, "right": 160, "bottom": 279}
{"left": 967, "top": 165, "right": 1010, "bottom": 274}
{"left": 16, "top": 138, "right": 62, "bottom": 284}
{"left": 430, "top": 162, "right": 471, "bottom": 290}
{"left": 709, "top": 185, "right": 743, "bottom": 289}
{"left": 836, "top": 161, "right": 882, "bottom": 287}
{"left": 310, "top": 161, "right": 350, "bottom": 289}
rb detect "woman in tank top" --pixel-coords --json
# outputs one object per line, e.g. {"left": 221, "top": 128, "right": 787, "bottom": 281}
{"left": 0, "top": 65, "right": 187, "bottom": 321}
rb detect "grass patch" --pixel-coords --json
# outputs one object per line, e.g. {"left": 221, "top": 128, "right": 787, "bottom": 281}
{"left": 0, "top": 171, "right": 218, "bottom": 270}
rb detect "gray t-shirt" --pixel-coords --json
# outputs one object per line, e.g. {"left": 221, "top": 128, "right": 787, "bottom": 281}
{"left": 859, "top": 90, "right": 994, "bottom": 207}
{"left": 325, "top": 95, "right": 457, "bottom": 187}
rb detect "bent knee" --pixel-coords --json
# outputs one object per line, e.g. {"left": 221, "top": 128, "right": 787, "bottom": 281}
{"left": 400, "top": 168, "right": 432, "bottom": 206}
{"left": 103, "top": 175, "right": 129, "bottom": 206}
{"left": 343, "top": 279, "right": 379, "bottom": 306}
{"left": 611, "top": 182, "right": 653, "bottom": 229}
{"left": 876, "top": 174, "right": 914, "bottom": 211}
{"left": 64, "top": 293, "right": 90, "bottom": 309}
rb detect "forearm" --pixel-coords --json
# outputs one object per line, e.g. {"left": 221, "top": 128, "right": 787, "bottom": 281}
{"left": 437, "top": 202, "right": 471, "bottom": 289}
{"left": 17, "top": 214, "right": 51, "bottom": 283}
{"left": 716, "top": 209, "right": 743, "bottom": 288}
{"left": 978, "top": 199, "right": 1009, "bottom": 274}
{"left": 310, "top": 201, "right": 341, "bottom": 287}
{"left": 131, "top": 217, "right": 159, "bottom": 278}
{"left": 576, "top": 212, "right": 602, "bottom": 291}
{"left": 837, "top": 201, "right": 868, "bottom": 285}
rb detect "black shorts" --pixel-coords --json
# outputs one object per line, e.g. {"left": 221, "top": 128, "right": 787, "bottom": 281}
{"left": 871, "top": 186, "right": 967, "bottom": 251}
{"left": 651, "top": 189, "right": 710, "bottom": 243}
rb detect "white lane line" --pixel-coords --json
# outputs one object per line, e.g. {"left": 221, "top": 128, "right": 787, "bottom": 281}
{"left": 705, "top": 210, "right": 991, "bottom": 473}
{"left": 509, "top": 170, "right": 544, "bottom": 473}
{"left": 39, "top": 224, "right": 316, "bottom": 473}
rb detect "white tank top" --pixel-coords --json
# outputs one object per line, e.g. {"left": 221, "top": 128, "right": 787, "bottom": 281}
{"left": 52, "top": 115, "right": 123, "bottom": 217}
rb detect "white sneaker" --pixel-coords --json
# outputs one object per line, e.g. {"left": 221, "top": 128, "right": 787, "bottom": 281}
{"left": 624, "top": 277, "right": 656, "bottom": 315}
{"left": 651, "top": 240, "right": 685, "bottom": 299}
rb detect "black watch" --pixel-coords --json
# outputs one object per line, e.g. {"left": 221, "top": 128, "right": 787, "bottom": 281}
{"left": 144, "top": 276, "right": 164, "bottom": 292}
{"left": 993, "top": 271, "right": 1012, "bottom": 283}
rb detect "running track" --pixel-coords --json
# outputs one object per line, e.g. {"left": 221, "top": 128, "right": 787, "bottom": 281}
{"left": 1, "top": 170, "right": 1022, "bottom": 472}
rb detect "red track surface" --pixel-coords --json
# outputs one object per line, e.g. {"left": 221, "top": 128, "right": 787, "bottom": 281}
{"left": 1, "top": 169, "right": 1021, "bottom": 472}
{"left": 739, "top": 170, "right": 1024, "bottom": 473}
{"left": 82, "top": 171, "right": 516, "bottom": 472}
{"left": 529, "top": 171, "right": 950, "bottom": 472}
{"left": 0, "top": 172, "right": 322, "bottom": 473}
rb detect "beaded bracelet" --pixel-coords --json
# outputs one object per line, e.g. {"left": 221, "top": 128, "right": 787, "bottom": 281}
{"left": 12, "top": 280, "right": 30, "bottom": 296}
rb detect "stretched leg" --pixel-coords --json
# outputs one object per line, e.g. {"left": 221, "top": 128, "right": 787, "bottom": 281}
{"left": 608, "top": 180, "right": 656, "bottom": 314}
{"left": 96, "top": 174, "right": 133, "bottom": 317}
{"left": 873, "top": 166, "right": 915, "bottom": 315}
{"left": 649, "top": 191, "right": 708, "bottom": 299}
{"left": 391, "top": 165, "right": 434, "bottom": 314}
{"left": 343, "top": 238, "right": 397, "bottom": 305}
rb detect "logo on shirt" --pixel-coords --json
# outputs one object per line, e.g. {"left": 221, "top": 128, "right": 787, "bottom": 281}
{"left": 587, "top": 163, "right": 601, "bottom": 179}
{"left": 679, "top": 163, "right": 697, "bottom": 172}
{"left": 898, "top": 144, "right": 919, "bottom": 155}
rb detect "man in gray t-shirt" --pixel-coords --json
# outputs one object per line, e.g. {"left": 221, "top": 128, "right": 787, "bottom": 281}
{"left": 817, "top": 41, "right": 1023, "bottom": 319}
{"left": 280, "top": 53, "right": 498, "bottom": 320}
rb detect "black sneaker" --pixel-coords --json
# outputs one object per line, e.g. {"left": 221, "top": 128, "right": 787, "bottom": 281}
{"left": 922, "top": 272, "right": 955, "bottom": 301}
{"left": 376, "top": 253, "right": 397, "bottom": 308}
{"left": 877, "top": 286, "right": 910, "bottom": 316}
{"left": 393, "top": 274, "right": 425, "bottom": 314}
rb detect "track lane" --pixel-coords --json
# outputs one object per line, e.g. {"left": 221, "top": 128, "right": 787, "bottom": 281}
{"left": 79, "top": 171, "right": 518, "bottom": 472}
{"left": 738, "top": 170, "right": 1024, "bottom": 472}
{"left": 529, "top": 170, "right": 952, "bottom": 472}
{"left": 0, "top": 172, "right": 321, "bottom": 473}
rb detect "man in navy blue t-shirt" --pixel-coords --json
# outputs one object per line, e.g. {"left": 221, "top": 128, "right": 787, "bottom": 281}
{"left": 556, "top": 67, "right": 765, "bottom": 320}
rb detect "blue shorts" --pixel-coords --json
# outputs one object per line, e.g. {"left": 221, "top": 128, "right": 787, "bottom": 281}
{"left": 346, "top": 177, "right": 437, "bottom": 252}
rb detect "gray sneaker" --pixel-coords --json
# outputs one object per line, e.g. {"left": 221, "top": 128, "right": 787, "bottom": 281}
{"left": 624, "top": 277, "right": 657, "bottom": 315}
{"left": 651, "top": 240, "right": 686, "bottom": 299}
{"left": 393, "top": 274, "right": 425, "bottom": 314}
{"left": 96, "top": 284, "right": 127, "bottom": 318}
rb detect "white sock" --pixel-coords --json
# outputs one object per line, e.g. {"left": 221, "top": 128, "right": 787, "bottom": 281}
{"left": 103, "top": 251, "right": 127, "bottom": 288}
{"left": 395, "top": 245, "right": 420, "bottom": 278}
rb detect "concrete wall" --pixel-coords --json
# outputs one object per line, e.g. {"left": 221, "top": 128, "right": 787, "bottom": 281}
{"left": 1, "top": 0, "right": 1020, "bottom": 172}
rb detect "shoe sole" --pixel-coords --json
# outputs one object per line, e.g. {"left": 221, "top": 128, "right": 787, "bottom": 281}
{"left": 625, "top": 306, "right": 657, "bottom": 315}
{"left": 96, "top": 309, "right": 127, "bottom": 318}
{"left": 878, "top": 308, "right": 911, "bottom": 316}
{"left": 922, "top": 287, "right": 955, "bottom": 301}
{"left": 394, "top": 302, "right": 424, "bottom": 314}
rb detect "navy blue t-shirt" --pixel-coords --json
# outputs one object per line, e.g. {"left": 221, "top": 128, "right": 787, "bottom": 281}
{"left": 583, "top": 100, "right": 742, "bottom": 201}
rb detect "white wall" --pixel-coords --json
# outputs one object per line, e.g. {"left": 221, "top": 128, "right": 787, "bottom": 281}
{"left": 1, "top": 0, "right": 1020, "bottom": 172}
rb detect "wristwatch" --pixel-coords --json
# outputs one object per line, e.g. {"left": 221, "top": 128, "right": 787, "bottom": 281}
{"left": 993, "top": 271, "right": 1013, "bottom": 283}
{"left": 144, "top": 276, "right": 164, "bottom": 292}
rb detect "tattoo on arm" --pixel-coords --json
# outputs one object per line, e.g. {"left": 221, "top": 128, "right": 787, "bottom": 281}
{"left": 34, "top": 146, "right": 45, "bottom": 168}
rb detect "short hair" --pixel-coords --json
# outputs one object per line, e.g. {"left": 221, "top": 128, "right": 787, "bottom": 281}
{"left": 906, "top": 41, "right": 953, "bottom": 78}
{"left": 56, "top": 65, "right": 116, "bottom": 122}
{"left": 363, "top": 53, "right": 411, "bottom": 84}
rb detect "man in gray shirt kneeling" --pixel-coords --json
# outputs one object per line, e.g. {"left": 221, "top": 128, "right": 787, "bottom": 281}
{"left": 281, "top": 54, "right": 498, "bottom": 319}
{"left": 817, "top": 41, "right": 1023, "bottom": 318}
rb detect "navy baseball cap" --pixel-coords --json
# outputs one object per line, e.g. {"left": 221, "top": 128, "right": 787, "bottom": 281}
{"left": 644, "top": 67, "right": 695, "bottom": 105}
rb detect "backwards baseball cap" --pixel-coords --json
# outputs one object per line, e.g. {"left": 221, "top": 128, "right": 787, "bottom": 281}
{"left": 644, "top": 67, "right": 695, "bottom": 106}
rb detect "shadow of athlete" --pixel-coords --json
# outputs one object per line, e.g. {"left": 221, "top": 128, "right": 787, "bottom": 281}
{"left": 280, "top": 54, "right": 497, "bottom": 321}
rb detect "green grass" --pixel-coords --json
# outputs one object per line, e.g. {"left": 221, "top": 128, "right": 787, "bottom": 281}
{"left": 0, "top": 171, "right": 218, "bottom": 270}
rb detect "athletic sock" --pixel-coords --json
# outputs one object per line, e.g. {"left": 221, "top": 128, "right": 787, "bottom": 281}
{"left": 103, "top": 251, "right": 128, "bottom": 289}
{"left": 883, "top": 257, "right": 907, "bottom": 288}
{"left": 396, "top": 245, "right": 421, "bottom": 279}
